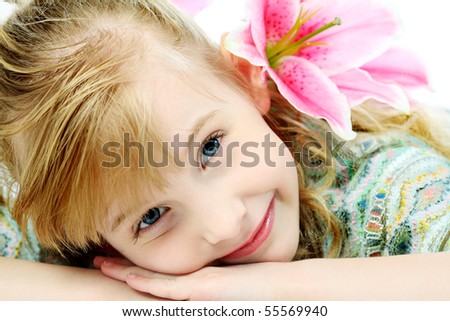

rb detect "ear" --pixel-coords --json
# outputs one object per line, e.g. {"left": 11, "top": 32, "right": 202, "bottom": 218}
{"left": 220, "top": 34, "right": 271, "bottom": 115}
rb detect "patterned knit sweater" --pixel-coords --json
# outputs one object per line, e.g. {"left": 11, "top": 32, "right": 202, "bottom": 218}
{"left": 0, "top": 205, "right": 41, "bottom": 261}
{"left": 322, "top": 132, "right": 450, "bottom": 256}
{"left": 1, "top": 132, "right": 449, "bottom": 261}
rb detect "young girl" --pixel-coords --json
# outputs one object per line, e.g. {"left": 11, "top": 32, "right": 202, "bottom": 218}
{"left": 1, "top": 0, "right": 449, "bottom": 300}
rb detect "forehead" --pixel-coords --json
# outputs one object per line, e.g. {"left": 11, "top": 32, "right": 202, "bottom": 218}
{"left": 101, "top": 60, "right": 258, "bottom": 229}
{"left": 133, "top": 65, "right": 247, "bottom": 140}
{"left": 101, "top": 75, "right": 235, "bottom": 231}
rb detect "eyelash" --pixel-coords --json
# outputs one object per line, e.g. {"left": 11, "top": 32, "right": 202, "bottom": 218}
{"left": 133, "top": 130, "right": 226, "bottom": 240}
{"left": 199, "top": 130, "right": 225, "bottom": 169}
{"left": 133, "top": 207, "right": 169, "bottom": 240}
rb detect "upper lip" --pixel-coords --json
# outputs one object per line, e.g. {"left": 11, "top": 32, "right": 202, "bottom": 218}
{"left": 220, "top": 196, "right": 274, "bottom": 260}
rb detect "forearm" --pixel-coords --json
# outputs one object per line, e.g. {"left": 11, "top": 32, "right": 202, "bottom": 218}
{"left": 293, "top": 252, "right": 450, "bottom": 300}
{"left": 0, "top": 257, "right": 159, "bottom": 300}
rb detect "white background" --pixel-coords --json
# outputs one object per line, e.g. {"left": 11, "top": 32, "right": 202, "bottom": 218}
{"left": 392, "top": 0, "right": 450, "bottom": 108}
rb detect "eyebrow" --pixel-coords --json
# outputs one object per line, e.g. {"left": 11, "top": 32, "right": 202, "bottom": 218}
{"left": 186, "top": 109, "right": 220, "bottom": 151}
{"left": 110, "top": 206, "right": 143, "bottom": 232}
{"left": 109, "top": 109, "right": 221, "bottom": 232}
{"left": 190, "top": 109, "right": 220, "bottom": 138}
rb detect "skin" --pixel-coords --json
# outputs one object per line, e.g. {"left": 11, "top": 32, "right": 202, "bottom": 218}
{"left": 0, "top": 37, "right": 300, "bottom": 301}
{"left": 0, "top": 256, "right": 157, "bottom": 300}
{"left": 96, "top": 252, "right": 450, "bottom": 300}
{"left": 100, "top": 63, "right": 301, "bottom": 275}
{"left": 97, "top": 52, "right": 450, "bottom": 301}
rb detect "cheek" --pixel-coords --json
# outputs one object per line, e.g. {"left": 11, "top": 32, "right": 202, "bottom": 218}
{"left": 254, "top": 133, "right": 298, "bottom": 192}
{"left": 124, "top": 239, "right": 208, "bottom": 275}
{"left": 101, "top": 225, "right": 209, "bottom": 274}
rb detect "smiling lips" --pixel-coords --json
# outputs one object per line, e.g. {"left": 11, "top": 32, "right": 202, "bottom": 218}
{"left": 221, "top": 197, "right": 275, "bottom": 261}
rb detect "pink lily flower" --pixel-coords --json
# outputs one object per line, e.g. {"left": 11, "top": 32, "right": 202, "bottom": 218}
{"left": 224, "top": 0, "right": 429, "bottom": 140}
{"left": 171, "top": 0, "right": 213, "bottom": 16}
{"left": 360, "top": 46, "right": 429, "bottom": 90}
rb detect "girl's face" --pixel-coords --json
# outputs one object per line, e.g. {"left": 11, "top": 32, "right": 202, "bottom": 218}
{"left": 101, "top": 72, "right": 300, "bottom": 275}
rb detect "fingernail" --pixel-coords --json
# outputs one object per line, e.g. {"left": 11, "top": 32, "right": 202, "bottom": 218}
{"left": 102, "top": 260, "right": 114, "bottom": 267}
{"left": 93, "top": 256, "right": 105, "bottom": 264}
{"left": 127, "top": 273, "right": 137, "bottom": 279}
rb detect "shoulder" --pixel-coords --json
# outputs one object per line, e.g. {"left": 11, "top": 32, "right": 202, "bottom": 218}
{"left": 1, "top": 167, "right": 42, "bottom": 261}
{"left": 0, "top": 204, "right": 42, "bottom": 261}
{"left": 324, "top": 131, "right": 450, "bottom": 257}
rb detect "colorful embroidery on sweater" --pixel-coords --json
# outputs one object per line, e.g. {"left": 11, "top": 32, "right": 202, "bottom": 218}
{"left": 0, "top": 205, "right": 40, "bottom": 261}
{"left": 323, "top": 132, "right": 450, "bottom": 257}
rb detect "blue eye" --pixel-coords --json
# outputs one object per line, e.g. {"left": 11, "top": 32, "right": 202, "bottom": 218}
{"left": 201, "top": 133, "right": 222, "bottom": 167}
{"left": 203, "top": 138, "right": 220, "bottom": 156}
{"left": 138, "top": 207, "right": 167, "bottom": 231}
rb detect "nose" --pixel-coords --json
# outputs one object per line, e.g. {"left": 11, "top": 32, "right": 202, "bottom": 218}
{"left": 192, "top": 192, "right": 247, "bottom": 245}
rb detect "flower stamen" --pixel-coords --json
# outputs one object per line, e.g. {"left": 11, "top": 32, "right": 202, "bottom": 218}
{"left": 266, "top": 7, "right": 318, "bottom": 60}
{"left": 267, "top": 7, "right": 341, "bottom": 68}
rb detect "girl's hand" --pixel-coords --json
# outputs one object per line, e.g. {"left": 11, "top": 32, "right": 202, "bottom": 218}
{"left": 93, "top": 255, "right": 135, "bottom": 268}
{"left": 97, "top": 253, "right": 450, "bottom": 300}
{"left": 97, "top": 258, "right": 297, "bottom": 300}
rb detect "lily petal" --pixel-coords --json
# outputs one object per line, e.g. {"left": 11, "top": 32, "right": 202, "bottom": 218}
{"left": 262, "top": 0, "right": 302, "bottom": 45}
{"left": 295, "top": 0, "right": 399, "bottom": 75}
{"left": 246, "top": 0, "right": 270, "bottom": 62}
{"left": 223, "top": 24, "right": 267, "bottom": 66}
{"left": 170, "top": 0, "right": 213, "bottom": 16}
{"left": 331, "top": 68, "right": 410, "bottom": 113}
{"left": 269, "top": 56, "right": 355, "bottom": 139}
{"left": 224, "top": 23, "right": 268, "bottom": 68}
{"left": 361, "top": 47, "right": 430, "bottom": 88}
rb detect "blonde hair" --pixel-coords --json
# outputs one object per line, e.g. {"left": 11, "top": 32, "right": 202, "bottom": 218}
{"left": 1, "top": 0, "right": 449, "bottom": 259}
{"left": 0, "top": 0, "right": 242, "bottom": 252}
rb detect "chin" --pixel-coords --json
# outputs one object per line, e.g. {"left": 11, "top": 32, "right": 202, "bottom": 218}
{"left": 268, "top": 230, "right": 300, "bottom": 262}
{"left": 240, "top": 236, "right": 299, "bottom": 264}
{"left": 266, "top": 243, "right": 298, "bottom": 262}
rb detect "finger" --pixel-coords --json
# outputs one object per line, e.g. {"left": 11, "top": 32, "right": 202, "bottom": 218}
{"left": 93, "top": 256, "right": 107, "bottom": 269}
{"left": 100, "top": 261, "right": 129, "bottom": 281}
{"left": 125, "top": 274, "right": 190, "bottom": 301}
{"left": 93, "top": 256, "right": 134, "bottom": 269}
{"left": 100, "top": 261, "right": 150, "bottom": 282}
{"left": 100, "top": 261, "right": 171, "bottom": 282}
